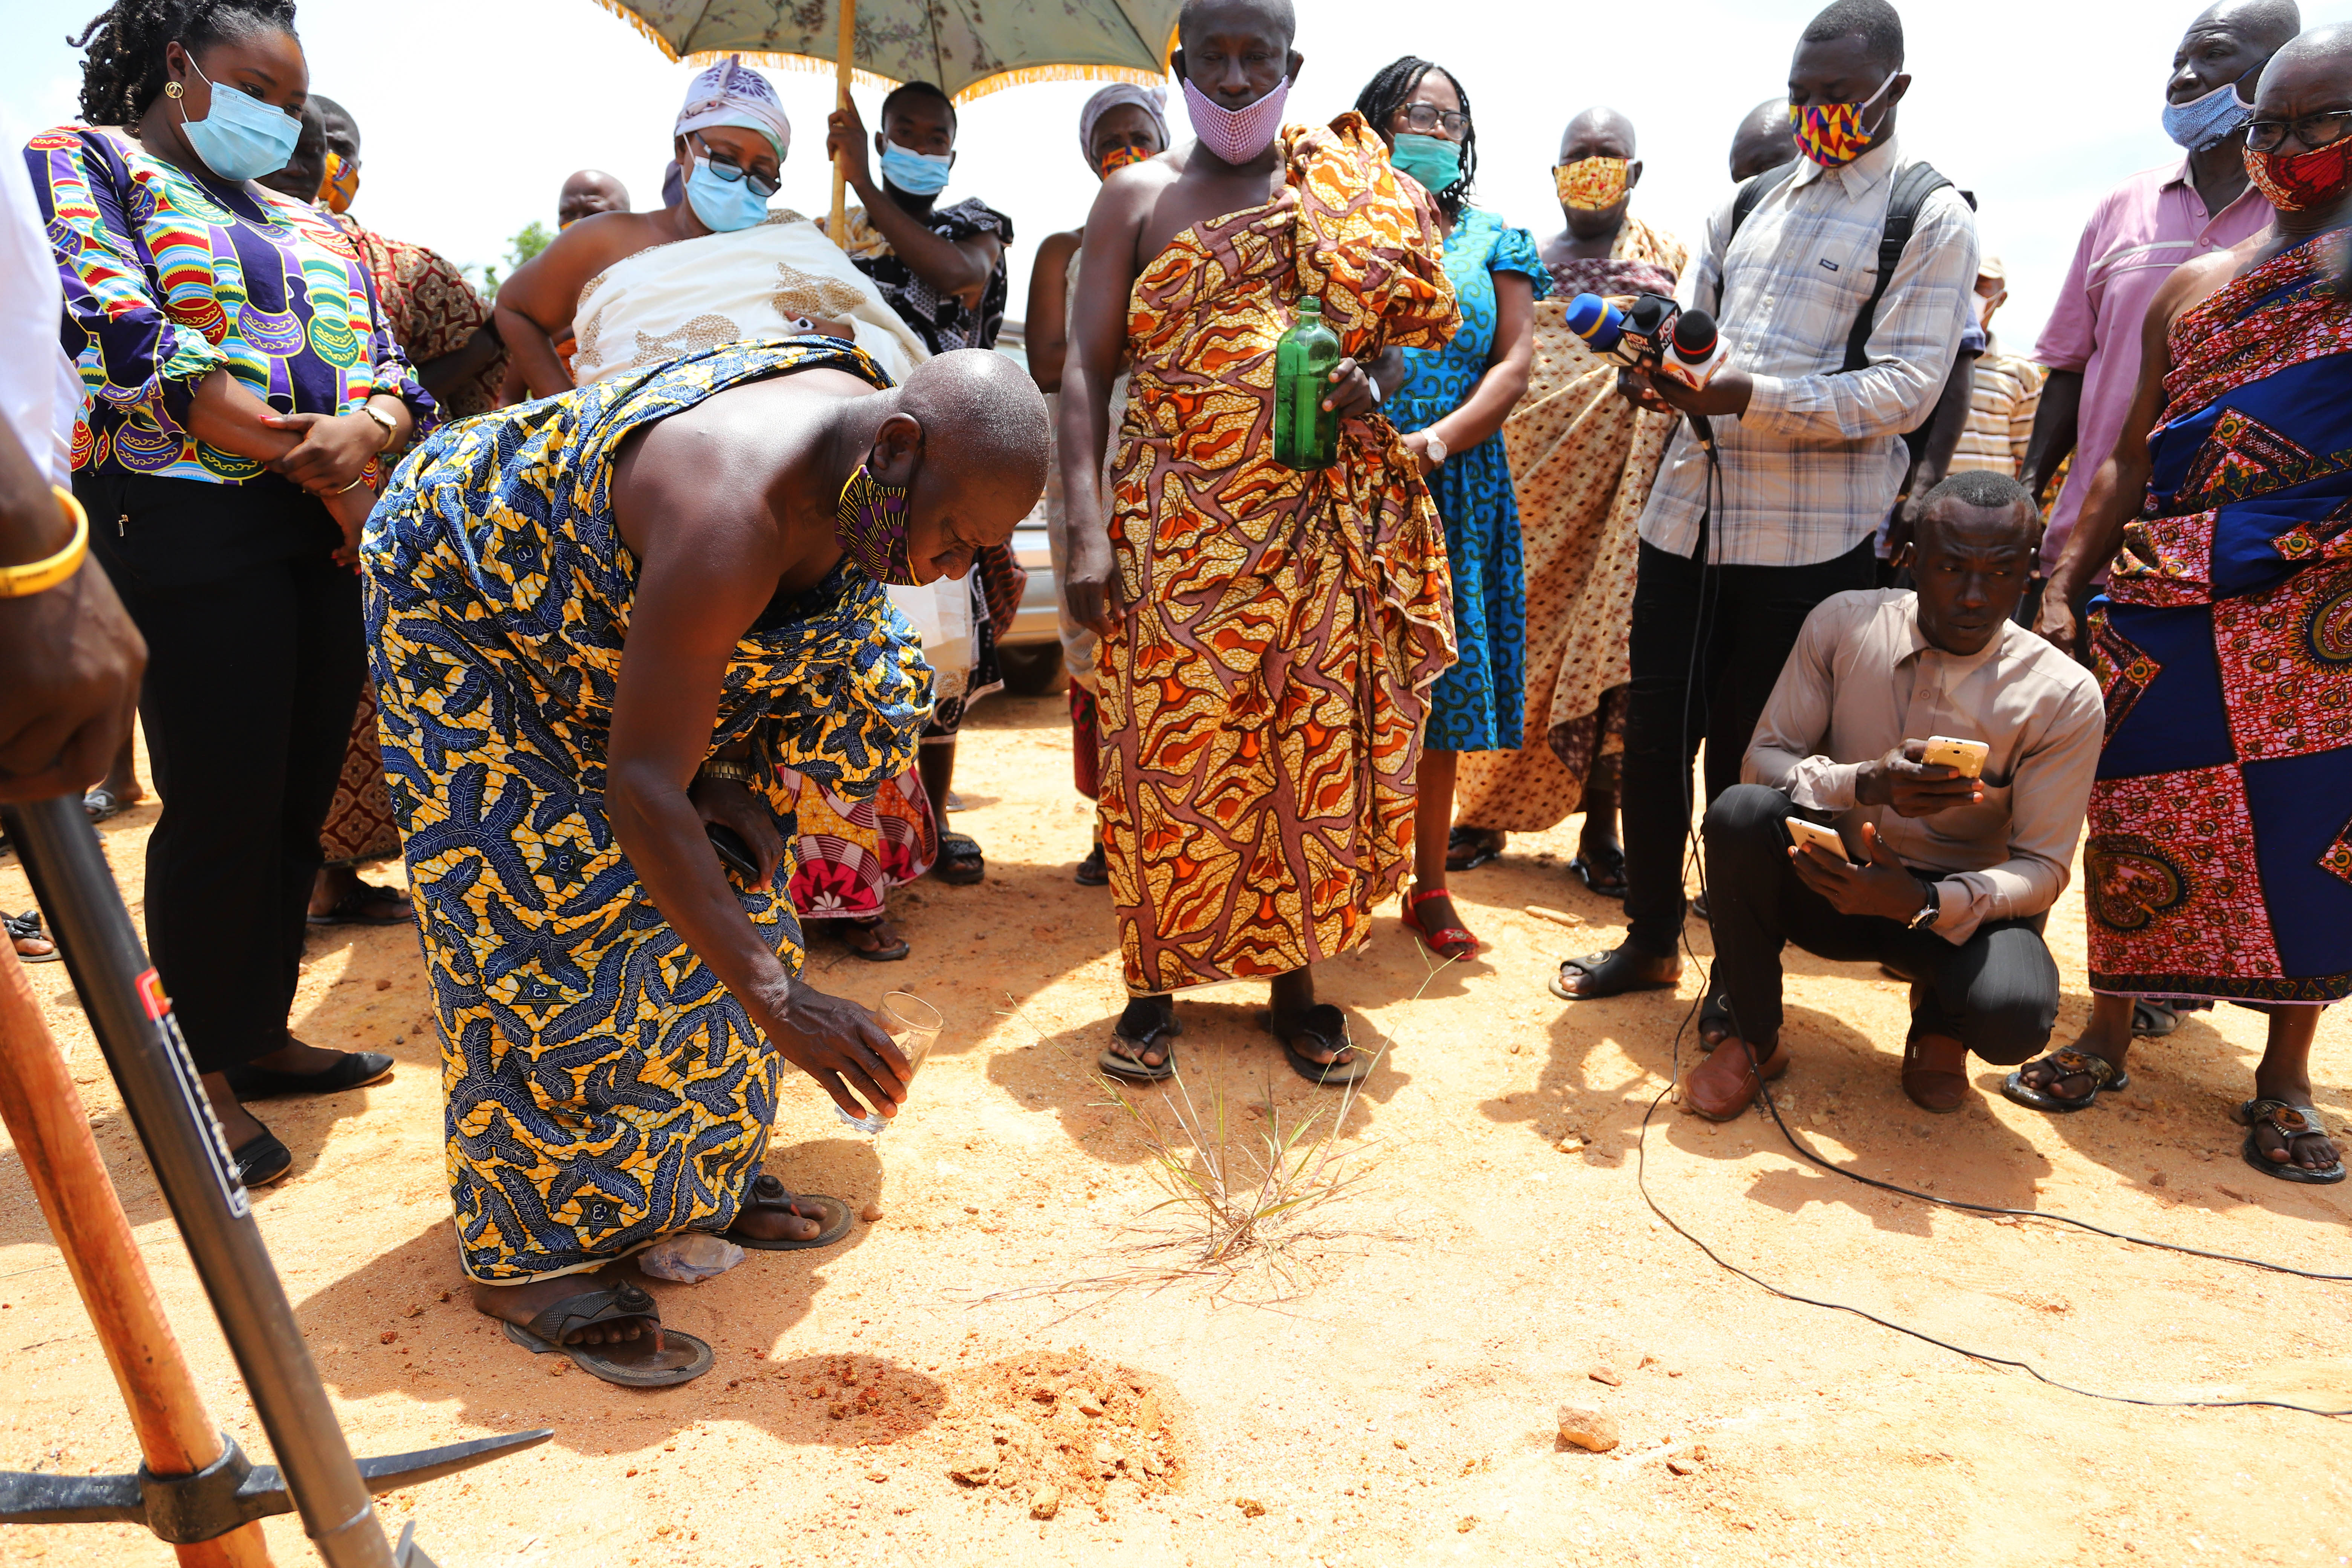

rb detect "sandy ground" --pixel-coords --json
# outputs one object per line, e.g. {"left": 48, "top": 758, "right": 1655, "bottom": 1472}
{"left": 1, "top": 691, "right": 2348, "bottom": 1568}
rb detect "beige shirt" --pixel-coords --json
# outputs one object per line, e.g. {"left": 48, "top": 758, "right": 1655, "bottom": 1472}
{"left": 1743, "top": 589, "right": 2104, "bottom": 944}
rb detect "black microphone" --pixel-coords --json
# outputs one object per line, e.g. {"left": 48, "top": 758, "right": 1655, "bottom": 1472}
{"left": 1667, "top": 309, "right": 1721, "bottom": 453}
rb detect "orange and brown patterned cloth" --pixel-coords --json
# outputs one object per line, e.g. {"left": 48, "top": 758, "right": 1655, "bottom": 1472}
{"left": 1095, "top": 115, "right": 1460, "bottom": 995}
{"left": 336, "top": 214, "right": 505, "bottom": 418}
{"left": 1455, "top": 216, "right": 1685, "bottom": 832}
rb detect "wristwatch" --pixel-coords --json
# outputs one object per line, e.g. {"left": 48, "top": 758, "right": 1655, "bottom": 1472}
{"left": 1421, "top": 429, "right": 1449, "bottom": 466}
{"left": 1906, "top": 877, "right": 1942, "bottom": 930}
{"left": 697, "top": 757, "right": 761, "bottom": 787}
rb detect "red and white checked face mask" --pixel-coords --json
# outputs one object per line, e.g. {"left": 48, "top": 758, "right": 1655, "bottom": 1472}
{"left": 1182, "top": 75, "right": 1289, "bottom": 165}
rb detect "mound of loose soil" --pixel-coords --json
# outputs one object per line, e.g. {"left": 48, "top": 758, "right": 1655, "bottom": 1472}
{"left": 931, "top": 1349, "right": 1190, "bottom": 1517}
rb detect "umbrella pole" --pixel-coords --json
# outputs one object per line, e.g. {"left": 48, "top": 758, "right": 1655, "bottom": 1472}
{"left": 829, "top": 0, "right": 856, "bottom": 246}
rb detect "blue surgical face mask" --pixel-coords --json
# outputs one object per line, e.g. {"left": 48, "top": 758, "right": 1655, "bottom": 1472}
{"left": 1389, "top": 132, "right": 1462, "bottom": 194}
{"left": 878, "top": 143, "right": 952, "bottom": 196}
{"left": 177, "top": 59, "right": 302, "bottom": 182}
{"left": 2162, "top": 77, "right": 2255, "bottom": 152}
{"left": 686, "top": 152, "right": 770, "bottom": 232}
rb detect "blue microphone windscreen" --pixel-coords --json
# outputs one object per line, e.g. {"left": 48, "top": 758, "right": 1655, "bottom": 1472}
{"left": 1564, "top": 292, "right": 1621, "bottom": 351}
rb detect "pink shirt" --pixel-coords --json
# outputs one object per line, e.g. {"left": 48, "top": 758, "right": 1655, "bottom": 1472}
{"left": 2032, "top": 160, "right": 2271, "bottom": 570}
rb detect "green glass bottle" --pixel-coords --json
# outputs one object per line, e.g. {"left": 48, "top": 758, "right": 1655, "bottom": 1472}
{"left": 1272, "top": 296, "right": 1342, "bottom": 471}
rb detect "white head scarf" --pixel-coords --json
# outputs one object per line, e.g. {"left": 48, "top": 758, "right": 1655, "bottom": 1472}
{"left": 1077, "top": 82, "right": 1168, "bottom": 168}
{"left": 675, "top": 55, "right": 792, "bottom": 162}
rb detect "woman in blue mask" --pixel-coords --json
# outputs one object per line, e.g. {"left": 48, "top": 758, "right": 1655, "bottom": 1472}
{"left": 493, "top": 54, "right": 810, "bottom": 401}
{"left": 1352, "top": 56, "right": 1548, "bottom": 965}
{"left": 34, "top": 0, "right": 434, "bottom": 1188}
{"left": 824, "top": 80, "right": 1021, "bottom": 891}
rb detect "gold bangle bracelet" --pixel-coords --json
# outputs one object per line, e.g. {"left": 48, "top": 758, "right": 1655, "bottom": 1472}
{"left": 697, "top": 758, "right": 760, "bottom": 786}
{"left": 0, "top": 487, "right": 90, "bottom": 599}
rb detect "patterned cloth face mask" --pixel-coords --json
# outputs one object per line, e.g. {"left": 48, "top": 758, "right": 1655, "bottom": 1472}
{"left": 1790, "top": 72, "right": 1896, "bottom": 168}
{"left": 835, "top": 463, "right": 920, "bottom": 585}
{"left": 318, "top": 149, "right": 359, "bottom": 213}
{"left": 2243, "top": 138, "right": 2352, "bottom": 211}
{"left": 1554, "top": 155, "right": 1628, "bottom": 210}
{"left": 1182, "top": 75, "right": 1291, "bottom": 165}
{"left": 1097, "top": 144, "right": 1150, "bottom": 176}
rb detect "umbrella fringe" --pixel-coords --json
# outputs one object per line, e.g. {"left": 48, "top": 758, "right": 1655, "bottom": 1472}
{"left": 951, "top": 63, "right": 1171, "bottom": 103}
{"left": 680, "top": 48, "right": 903, "bottom": 94}
{"left": 586, "top": 0, "right": 682, "bottom": 61}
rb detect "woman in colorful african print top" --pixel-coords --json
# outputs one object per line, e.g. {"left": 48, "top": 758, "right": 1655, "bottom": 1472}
{"left": 1355, "top": 58, "right": 1546, "bottom": 964}
{"left": 34, "top": 2, "right": 431, "bottom": 1192}
{"left": 2022, "top": 43, "right": 2352, "bottom": 1184}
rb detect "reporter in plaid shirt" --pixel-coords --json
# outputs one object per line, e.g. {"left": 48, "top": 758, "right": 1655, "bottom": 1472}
{"left": 1554, "top": 0, "right": 1979, "bottom": 1003}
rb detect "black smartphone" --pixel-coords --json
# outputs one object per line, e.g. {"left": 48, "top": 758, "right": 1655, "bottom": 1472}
{"left": 706, "top": 821, "right": 762, "bottom": 883}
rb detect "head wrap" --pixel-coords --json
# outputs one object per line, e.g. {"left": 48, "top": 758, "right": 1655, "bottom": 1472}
{"left": 1078, "top": 82, "right": 1169, "bottom": 168}
{"left": 676, "top": 55, "right": 792, "bottom": 162}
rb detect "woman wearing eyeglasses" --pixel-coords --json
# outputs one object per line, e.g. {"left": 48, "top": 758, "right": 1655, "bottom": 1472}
{"left": 1352, "top": 57, "right": 1548, "bottom": 964}
{"left": 493, "top": 56, "right": 855, "bottom": 399}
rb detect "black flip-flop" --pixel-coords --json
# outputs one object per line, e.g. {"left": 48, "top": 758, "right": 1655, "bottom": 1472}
{"left": 2001, "top": 1047, "right": 2128, "bottom": 1113}
{"left": 932, "top": 831, "right": 986, "bottom": 885}
{"left": 2235, "top": 1098, "right": 2347, "bottom": 1185}
{"left": 835, "top": 917, "right": 910, "bottom": 963}
{"left": 723, "top": 1172, "right": 854, "bottom": 1250}
{"left": 1099, "top": 1013, "right": 1182, "bottom": 1083}
{"left": 306, "top": 882, "right": 415, "bottom": 927}
{"left": 1549, "top": 948, "right": 1674, "bottom": 1003}
{"left": 1257, "top": 1005, "right": 1373, "bottom": 1086}
{"left": 1074, "top": 844, "right": 1110, "bottom": 887}
{"left": 499, "top": 1282, "right": 713, "bottom": 1387}
{"left": 1446, "top": 827, "right": 1503, "bottom": 872}
{"left": 226, "top": 1049, "right": 394, "bottom": 1099}
{"left": 5, "top": 910, "right": 60, "bottom": 964}
{"left": 1569, "top": 843, "right": 1628, "bottom": 899}
{"left": 231, "top": 1128, "right": 293, "bottom": 1188}
{"left": 2130, "top": 1000, "right": 2180, "bottom": 1038}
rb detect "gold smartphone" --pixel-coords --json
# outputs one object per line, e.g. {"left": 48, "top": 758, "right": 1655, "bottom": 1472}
{"left": 1784, "top": 817, "right": 1849, "bottom": 860}
{"left": 1921, "top": 735, "right": 1990, "bottom": 779}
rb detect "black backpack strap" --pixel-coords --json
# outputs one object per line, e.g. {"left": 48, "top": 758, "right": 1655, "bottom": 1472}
{"left": 1842, "top": 160, "right": 1953, "bottom": 372}
{"left": 1715, "top": 161, "right": 1799, "bottom": 313}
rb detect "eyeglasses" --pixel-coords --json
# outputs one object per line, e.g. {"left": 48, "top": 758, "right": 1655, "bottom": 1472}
{"left": 693, "top": 136, "right": 782, "bottom": 198}
{"left": 1395, "top": 103, "right": 1470, "bottom": 138}
{"left": 2245, "top": 109, "right": 2352, "bottom": 153}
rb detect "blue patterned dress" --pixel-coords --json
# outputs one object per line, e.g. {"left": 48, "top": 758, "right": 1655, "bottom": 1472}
{"left": 363, "top": 340, "right": 932, "bottom": 1283}
{"left": 1393, "top": 207, "right": 1550, "bottom": 750}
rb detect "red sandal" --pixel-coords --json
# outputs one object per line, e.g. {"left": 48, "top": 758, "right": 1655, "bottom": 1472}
{"left": 1402, "top": 885, "right": 1480, "bottom": 961}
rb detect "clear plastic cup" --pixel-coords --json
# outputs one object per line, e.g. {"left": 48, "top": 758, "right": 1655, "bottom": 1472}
{"left": 836, "top": 990, "right": 940, "bottom": 1134}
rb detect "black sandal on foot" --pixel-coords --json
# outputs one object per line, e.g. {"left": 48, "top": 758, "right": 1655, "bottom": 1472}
{"left": 2000, "top": 1047, "right": 2128, "bottom": 1113}
{"left": 5, "top": 910, "right": 59, "bottom": 964}
{"left": 2234, "top": 1098, "right": 2347, "bottom": 1185}
{"left": 933, "top": 831, "right": 985, "bottom": 885}
{"left": 305, "top": 882, "right": 414, "bottom": 927}
{"left": 1548, "top": 948, "right": 1674, "bottom": 1003}
{"left": 1074, "top": 843, "right": 1109, "bottom": 887}
{"left": 231, "top": 1128, "right": 293, "bottom": 1188}
{"left": 723, "top": 1172, "right": 854, "bottom": 1249}
{"left": 499, "top": 1282, "right": 713, "bottom": 1387}
{"left": 1098, "top": 1014, "right": 1182, "bottom": 1083}
{"left": 1258, "top": 1004, "right": 1372, "bottom": 1086}
{"left": 1569, "top": 843, "right": 1628, "bottom": 899}
{"left": 225, "top": 1050, "right": 394, "bottom": 1099}
{"left": 2130, "top": 1000, "right": 2180, "bottom": 1038}
{"left": 82, "top": 786, "right": 128, "bottom": 825}
{"left": 1446, "top": 827, "right": 1503, "bottom": 872}
{"left": 835, "top": 916, "right": 910, "bottom": 963}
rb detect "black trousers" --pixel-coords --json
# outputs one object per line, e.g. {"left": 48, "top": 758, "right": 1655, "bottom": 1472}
{"left": 1703, "top": 784, "right": 2059, "bottom": 1061}
{"left": 1618, "top": 531, "right": 1876, "bottom": 954}
{"left": 79, "top": 473, "right": 365, "bottom": 1076}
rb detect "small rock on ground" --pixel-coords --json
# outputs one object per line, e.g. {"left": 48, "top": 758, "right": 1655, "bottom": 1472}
{"left": 1557, "top": 1406, "right": 1620, "bottom": 1453}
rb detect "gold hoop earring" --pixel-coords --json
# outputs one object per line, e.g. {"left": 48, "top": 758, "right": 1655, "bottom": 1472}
{"left": 164, "top": 81, "right": 183, "bottom": 99}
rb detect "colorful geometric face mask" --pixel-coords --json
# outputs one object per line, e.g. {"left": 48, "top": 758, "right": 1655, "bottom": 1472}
{"left": 834, "top": 463, "right": 919, "bottom": 585}
{"left": 318, "top": 150, "right": 359, "bottom": 213}
{"left": 1790, "top": 72, "right": 1896, "bottom": 168}
{"left": 1096, "top": 144, "right": 1150, "bottom": 177}
{"left": 1554, "top": 156, "right": 1629, "bottom": 211}
{"left": 2243, "top": 137, "right": 2352, "bottom": 212}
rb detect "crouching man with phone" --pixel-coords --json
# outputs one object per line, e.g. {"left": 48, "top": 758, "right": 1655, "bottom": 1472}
{"left": 1688, "top": 471, "right": 2103, "bottom": 1118}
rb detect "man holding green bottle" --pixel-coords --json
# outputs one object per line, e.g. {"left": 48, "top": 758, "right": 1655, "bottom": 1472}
{"left": 1057, "top": 0, "right": 1461, "bottom": 1085}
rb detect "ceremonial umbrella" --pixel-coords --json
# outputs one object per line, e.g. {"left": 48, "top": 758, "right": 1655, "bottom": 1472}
{"left": 593, "top": 0, "right": 1181, "bottom": 242}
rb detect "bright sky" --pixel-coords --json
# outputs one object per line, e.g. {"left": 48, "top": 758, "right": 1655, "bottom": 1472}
{"left": 6, "top": 0, "right": 2349, "bottom": 352}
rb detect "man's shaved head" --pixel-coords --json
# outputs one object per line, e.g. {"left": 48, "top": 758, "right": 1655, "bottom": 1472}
{"left": 1178, "top": 0, "right": 1295, "bottom": 51}
{"left": 2261, "top": 17, "right": 2352, "bottom": 76}
{"left": 900, "top": 349, "right": 1052, "bottom": 513}
{"left": 1730, "top": 96, "right": 1796, "bottom": 181}
{"left": 559, "top": 169, "right": 630, "bottom": 227}
{"left": 2194, "top": 0, "right": 2301, "bottom": 52}
{"left": 1561, "top": 106, "right": 1636, "bottom": 160}
{"left": 312, "top": 94, "right": 358, "bottom": 163}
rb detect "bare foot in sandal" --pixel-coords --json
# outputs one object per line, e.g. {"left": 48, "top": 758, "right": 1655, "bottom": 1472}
{"left": 1101, "top": 995, "right": 1180, "bottom": 1081}
{"left": 473, "top": 1263, "right": 659, "bottom": 1351}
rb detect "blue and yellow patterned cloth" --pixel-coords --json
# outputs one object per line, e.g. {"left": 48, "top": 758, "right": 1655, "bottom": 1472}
{"left": 1393, "top": 206, "right": 1551, "bottom": 752}
{"left": 362, "top": 339, "right": 931, "bottom": 1282}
